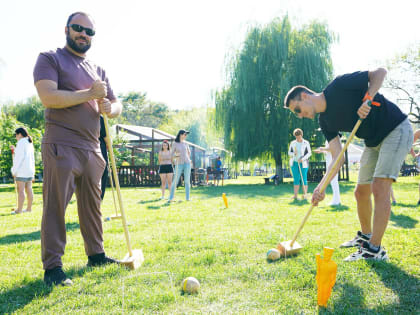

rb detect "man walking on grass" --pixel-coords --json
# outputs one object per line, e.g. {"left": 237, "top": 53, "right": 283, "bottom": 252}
{"left": 284, "top": 68, "right": 413, "bottom": 261}
{"left": 34, "top": 12, "right": 123, "bottom": 286}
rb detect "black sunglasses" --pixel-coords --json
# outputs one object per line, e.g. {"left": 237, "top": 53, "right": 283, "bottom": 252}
{"left": 69, "top": 24, "right": 95, "bottom": 36}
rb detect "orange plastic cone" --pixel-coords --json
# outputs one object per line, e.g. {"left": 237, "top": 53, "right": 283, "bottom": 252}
{"left": 316, "top": 247, "right": 337, "bottom": 307}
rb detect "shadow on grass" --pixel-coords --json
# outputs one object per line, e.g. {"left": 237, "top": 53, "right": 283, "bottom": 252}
{"left": 138, "top": 198, "right": 162, "bottom": 204}
{"left": 0, "top": 265, "right": 91, "bottom": 314}
{"left": 0, "top": 278, "right": 53, "bottom": 314}
{"left": 369, "top": 261, "right": 420, "bottom": 313}
{"left": 0, "top": 222, "right": 80, "bottom": 245}
{"left": 193, "top": 181, "right": 355, "bottom": 200}
{"left": 390, "top": 211, "right": 419, "bottom": 229}
{"left": 326, "top": 204, "right": 350, "bottom": 212}
{"left": 393, "top": 202, "right": 418, "bottom": 208}
{"left": 318, "top": 283, "right": 364, "bottom": 314}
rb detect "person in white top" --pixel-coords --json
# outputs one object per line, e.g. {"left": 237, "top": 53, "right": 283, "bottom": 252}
{"left": 158, "top": 140, "right": 174, "bottom": 200}
{"left": 169, "top": 130, "right": 191, "bottom": 202}
{"left": 10, "top": 127, "right": 35, "bottom": 214}
{"left": 288, "top": 128, "right": 312, "bottom": 200}
{"left": 314, "top": 141, "right": 341, "bottom": 206}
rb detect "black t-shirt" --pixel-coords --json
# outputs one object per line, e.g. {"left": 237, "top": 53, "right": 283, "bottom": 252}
{"left": 99, "top": 116, "right": 108, "bottom": 162}
{"left": 320, "top": 71, "right": 407, "bottom": 147}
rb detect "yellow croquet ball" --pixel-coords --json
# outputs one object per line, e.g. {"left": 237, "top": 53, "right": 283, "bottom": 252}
{"left": 182, "top": 277, "right": 200, "bottom": 294}
{"left": 266, "top": 248, "right": 281, "bottom": 261}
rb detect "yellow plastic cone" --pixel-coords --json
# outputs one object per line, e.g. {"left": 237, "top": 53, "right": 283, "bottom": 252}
{"left": 316, "top": 247, "right": 337, "bottom": 307}
{"left": 222, "top": 193, "right": 228, "bottom": 208}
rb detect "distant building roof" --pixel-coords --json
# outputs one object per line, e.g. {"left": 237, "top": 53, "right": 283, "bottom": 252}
{"left": 115, "top": 124, "right": 206, "bottom": 152}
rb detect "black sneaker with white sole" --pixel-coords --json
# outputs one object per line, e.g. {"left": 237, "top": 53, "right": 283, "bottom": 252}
{"left": 344, "top": 241, "right": 389, "bottom": 262}
{"left": 87, "top": 253, "right": 120, "bottom": 267}
{"left": 44, "top": 267, "right": 73, "bottom": 286}
{"left": 340, "top": 231, "right": 371, "bottom": 248}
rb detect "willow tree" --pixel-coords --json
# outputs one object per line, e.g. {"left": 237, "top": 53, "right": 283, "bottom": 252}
{"left": 215, "top": 16, "right": 334, "bottom": 182}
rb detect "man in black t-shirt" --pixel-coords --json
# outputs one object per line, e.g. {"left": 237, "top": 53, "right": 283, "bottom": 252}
{"left": 284, "top": 68, "right": 413, "bottom": 262}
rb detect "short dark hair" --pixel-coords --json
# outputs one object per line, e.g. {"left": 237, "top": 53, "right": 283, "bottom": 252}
{"left": 66, "top": 12, "right": 92, "bottom": 26}
{"left": 283, "top": 85, "right": 314, "bottom": 108}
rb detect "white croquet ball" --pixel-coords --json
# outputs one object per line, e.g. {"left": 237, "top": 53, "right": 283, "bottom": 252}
{"left": 266, "top": 248, "right": 281, "bottom": 261}
{"left": 182, "top": 277, "right": 200, "bottom": 294}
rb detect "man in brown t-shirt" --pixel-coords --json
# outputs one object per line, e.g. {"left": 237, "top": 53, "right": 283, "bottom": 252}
{"left": 33, "top": 11, "right": 123, "bottom": 286}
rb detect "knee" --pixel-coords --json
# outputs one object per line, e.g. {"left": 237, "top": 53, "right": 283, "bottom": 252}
{"left": 354, "top": 185, "right": 370, "bottom": 200}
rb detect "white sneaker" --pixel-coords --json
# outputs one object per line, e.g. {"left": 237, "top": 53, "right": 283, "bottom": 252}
{"left": 340, "top": 231, "right": 371, "bottom": 248}
{"left": 344, "top": 241, "right": 389, "bottom": 262}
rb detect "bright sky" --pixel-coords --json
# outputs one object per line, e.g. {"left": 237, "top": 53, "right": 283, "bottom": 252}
{"left": 0, "top": 0, "right": 419, "bottom": 109}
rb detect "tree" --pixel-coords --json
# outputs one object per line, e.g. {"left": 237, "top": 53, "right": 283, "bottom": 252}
{"left": 117, "top": 91, "right": 170, "bottom": 128}
{"left": 215, "top": 16, "right": 334, "bottom": 181}
{"left": 384, "top": 43, "right": 419, "bottom": 123}
{"left": 2, "top": 96, "right": 45, "bottom": 130}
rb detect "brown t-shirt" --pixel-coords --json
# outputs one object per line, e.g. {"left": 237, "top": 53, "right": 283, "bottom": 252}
{"left": 33, "top": 47, "right": 116, "bottom": 152}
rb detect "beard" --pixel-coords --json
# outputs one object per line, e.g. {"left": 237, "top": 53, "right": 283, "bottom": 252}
{"left": 66, "top": 34, "right": 91, "bottom": 53}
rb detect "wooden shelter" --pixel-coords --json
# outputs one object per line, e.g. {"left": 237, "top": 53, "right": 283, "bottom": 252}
{"left": 113, "top": 124, "right": 207, "bottom": 187}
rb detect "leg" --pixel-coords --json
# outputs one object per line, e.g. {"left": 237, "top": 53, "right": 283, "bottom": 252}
{"left": 169, "top": 164, "right": 183, "bottom": 201}
{"left": 25, "top": 180, "right": 33, "bottom": 211}
{"left": 369, "top": 119, "right": 412, "bottom": 245}
{"left": 167, "top": 173, "right": 173, "bottom": 194}
{"left": 16, "top": 181, "right": 26, "bottom": 212}
{"left": 302, "top": 167, "right": 309, "bottom": 196}
{"left": 354, "top": 184, "right": 373, "bottom": 234}
{"left": 330, "top": 173, "right": 341, "bottom": 205}
{"left": 370, "top": 178, "right": 393, "bottom": 246}
{"left": 75, "top": 150, "right": 106, "bottom": 256}
{"left": 291, "top": 162, "right": 300, "bottom": 198}
{"left": 159, "top": 173, "right": 165, "bottom": 198}
{"left": 41, "top": 144, "right": 77, "bottom": 270}
{"left": 355, "top": 145, "right": 378, "bottom": 235}
{"left": 184, "top": 163, "right": 191, "bottom": 200}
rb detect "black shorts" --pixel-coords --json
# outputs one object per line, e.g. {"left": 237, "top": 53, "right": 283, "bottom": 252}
{"left": 159, "top": 164, "right": 174, "bottom": 174}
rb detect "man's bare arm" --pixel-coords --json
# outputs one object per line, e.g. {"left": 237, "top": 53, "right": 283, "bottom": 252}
{"left": 35, "top": 79, "right": 107, "bottom": 109}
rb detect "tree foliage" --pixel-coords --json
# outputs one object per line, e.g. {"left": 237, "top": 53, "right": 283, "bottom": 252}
{"left": 215, "top": 16, "right": 334, "bottom": 180}
{"left": 2, "top": 96, "right": 45, "bottom": 130}
{"left": 116, "top": 91, "right": 170, "bottom": 128}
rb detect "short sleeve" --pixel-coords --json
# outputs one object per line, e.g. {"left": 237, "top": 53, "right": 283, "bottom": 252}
{"left": 33, "top": 52, "right": 59, "bottom": 84}
{"left": 335, "top": 71, "right": 368, "bottom": 92}
{"left": 319, "top": 115, "right": 338, "bottom": 142}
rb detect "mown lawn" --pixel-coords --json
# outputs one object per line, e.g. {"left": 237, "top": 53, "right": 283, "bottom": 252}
{"left": 0, "top": 174, "right": 419, "bottom": 314}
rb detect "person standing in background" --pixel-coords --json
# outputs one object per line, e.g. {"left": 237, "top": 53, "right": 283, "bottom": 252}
{"left": 314, "top": 140, "right": 341, "bottom": 206}
{"left": 158, "top": 140, "right": 174, "bottom": 200}
{"left": 169, "top": 130, "right": 191, "bottom": 202}
{"left": 288, "top": 128, "right": 312, "bottom": 200}
{"left": 10, "top": 127, "right": 35, "bottom": 214}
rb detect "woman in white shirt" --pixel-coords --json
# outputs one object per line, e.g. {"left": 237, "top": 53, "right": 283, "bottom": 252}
{"left": 169, "top": 130, "right": 191, "bottom": 202}
{"left": 288, "top": 128, "right": 311, "bottom": 200}
{"left": 10, "top": 127, "right": 35, "bottom": 214}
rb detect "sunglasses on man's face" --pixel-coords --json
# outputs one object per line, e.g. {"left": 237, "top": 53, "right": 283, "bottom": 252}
{"left": 69, "top": 24, "right": 95, "bottom": 36}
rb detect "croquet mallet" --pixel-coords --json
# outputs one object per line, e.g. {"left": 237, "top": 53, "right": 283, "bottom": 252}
{"left": 103, "top": 114, "right": 144, "bottom": 269}
{"left": 278, "top": 99, "right": 377, "bottom": 257}
{"left": 106, "top": 155, "right": 121, "bottom": 220}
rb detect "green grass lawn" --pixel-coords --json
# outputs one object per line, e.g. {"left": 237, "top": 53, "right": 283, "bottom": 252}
{"left": 0, "top": 174, "right": 419, "bottom": 314}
